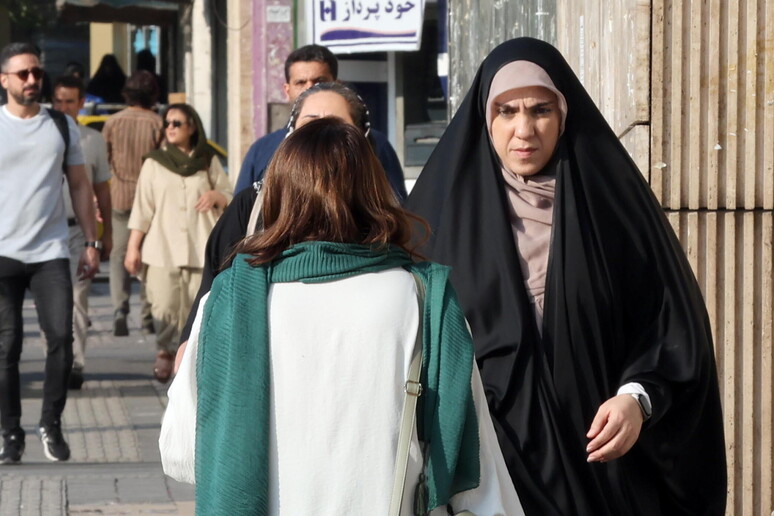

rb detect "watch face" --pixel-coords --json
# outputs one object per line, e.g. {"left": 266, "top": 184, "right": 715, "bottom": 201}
{"left": 634, "top": 393, "right": 652, "bottom": 418}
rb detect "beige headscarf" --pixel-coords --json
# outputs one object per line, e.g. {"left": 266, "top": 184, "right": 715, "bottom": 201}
{"left": 486, "top": 60, "right": 567, "bottom": 333}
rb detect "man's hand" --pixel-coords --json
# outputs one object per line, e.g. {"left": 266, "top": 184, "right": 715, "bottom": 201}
{"left": 586, "top": 394, "right": 643, "bottom": 463}
{"left": 77, "top": 246, "right": 100, "bottom": 280}
{"left": 100, "top": 229, "right": 113, "bottom": 261}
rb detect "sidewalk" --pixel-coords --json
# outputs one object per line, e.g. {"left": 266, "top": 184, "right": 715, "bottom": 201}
{"left": 0, "top": 278, "right": 195, "bottom": 515}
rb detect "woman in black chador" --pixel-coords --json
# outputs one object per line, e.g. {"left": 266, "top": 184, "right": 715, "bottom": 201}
{"left": 406, "top": 37, "right": 726, "bottom": 516}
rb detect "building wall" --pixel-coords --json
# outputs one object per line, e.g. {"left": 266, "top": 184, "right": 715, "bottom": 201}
{"left": 557, "top": 0, "right": 651, "bottom": 174}
{"left": 447, "top": 0, "right": 556, "bottom": 114}
{"left": 90, "top": 23, "right": 131, "bottom": 78}
{"left": 188, "top": 0, "right": 213, "bottom": 136}
{"left": 558, "top": 1, "right": 774, "bottom": 514}
{"left": 223, "top": 0, "right": 292, "bottom": 184}
{"left": 650, "top": 1, "right": 774, "bottom": 514}
{"left": 226, "top": 0, "right": 255, "bottom": 184}
{"left": 251, "top": 0, "right": 293, "bottom": 141}
{"left": 0, "top": 7, "right": 10, "bottom": 49}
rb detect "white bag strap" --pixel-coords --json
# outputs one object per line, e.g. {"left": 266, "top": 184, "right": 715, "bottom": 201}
{"left": 389, "top": 272, "right": 425, "bottom": 516}
{"left": 245, "top": 181, "right": 265, "bottom": 237}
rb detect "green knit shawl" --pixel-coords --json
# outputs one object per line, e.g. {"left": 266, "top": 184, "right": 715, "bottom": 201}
{"left": 144, "top": 108, "right": 213, "bottom": 177}
{"left": 195, "top": 241, "right": 479, "bottom": 515}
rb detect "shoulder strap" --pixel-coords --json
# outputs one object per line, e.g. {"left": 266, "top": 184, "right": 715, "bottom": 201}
{"left": 389, "top": 272, "right": 425, "bottom": 516}
{"left": 245, "top": 181, "right": 265, "bottom": 237}
{"left": 47, "top": 108, "right": 69, "bottom": 174}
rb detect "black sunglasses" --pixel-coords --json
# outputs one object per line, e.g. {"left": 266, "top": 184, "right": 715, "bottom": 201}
{"left": 3, "top": 67, "right": 44, "bottom": 82}
{"left": 163, "top": 119, "right": 186, "bottom": 129}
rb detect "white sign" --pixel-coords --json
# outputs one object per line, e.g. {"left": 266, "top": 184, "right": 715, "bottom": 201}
{"left": 308, "top": 0, "right": 425, "bottom": 53}
{"left": 267, "top": 5, "right": 292, "bottom": 23}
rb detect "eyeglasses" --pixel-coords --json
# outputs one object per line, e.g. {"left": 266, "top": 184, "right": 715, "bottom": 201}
{"left": 3, "top": 67, "right": 44, "bottom": 82}
{"left": 163, "top": 120, "right": 186, "bottom": 129}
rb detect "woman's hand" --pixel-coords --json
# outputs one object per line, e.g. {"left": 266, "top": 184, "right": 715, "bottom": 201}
{"left": 174, "top": 340, "right": 188, "bottom": 373}
{"left": 585, "top": 394, "right": 643, "bottom": 463}
{"left": 124, "top": 245, "right": 143, "bottom": 276}
{"left": 124, "top": 229, "right": 145, "bottom": 276}
{"left": 195, "top": 191, "right": 228, "bottom": 212}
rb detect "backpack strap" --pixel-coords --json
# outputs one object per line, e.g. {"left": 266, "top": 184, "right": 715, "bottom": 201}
{"left": 47, "top": 108, "right": 69, "bottom": 174}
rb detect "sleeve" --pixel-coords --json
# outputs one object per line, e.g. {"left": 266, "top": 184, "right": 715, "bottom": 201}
{"left": 152, "top": 118, "right": 164, "bottom": 148}
{"left": 93, "top": 133, "right": 111, "bottom": 184}
{"left": 179, "top": 187, "right": 256, "bottom": 343}
{"left": 371, "top": 130, "right": 408, "bottom": 202}
{"left": 188, "top": 291, "right": 210, "bottom": 353}
{"left": 433, "top": 364, "right": 525, "bottom": 516}
{"left": 210, "top": 157, "right": 233, "bottom": 204}
{"left": 234, "top": 141, "right": 259, "bottom": 193}
{"left": 101, "top": 118, "right": 113, "bottom": 164}
{"left": 127, "top": 159, "right": 157, "bottom": 233}
{"left": 65, "top": 115, "right": 85, "bottom": 166}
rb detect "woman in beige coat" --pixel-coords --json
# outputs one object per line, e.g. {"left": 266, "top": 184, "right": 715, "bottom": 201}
{"left": 125, "top": 103, "right": 231, "bottom": 383}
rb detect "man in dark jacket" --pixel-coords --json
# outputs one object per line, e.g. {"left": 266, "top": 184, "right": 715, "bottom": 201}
{"left": 233, "top": 44, "right": 407, "bottom": 201}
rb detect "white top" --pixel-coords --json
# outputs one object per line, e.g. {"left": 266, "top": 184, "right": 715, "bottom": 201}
{"left": 63, "top": 123, "right": 110, "bottom": 219}
{"left": 190, "top": 268, "right": 524, "bottom": 515}
{"left": 0, "top": 105, "right": 84, "bottom": 263}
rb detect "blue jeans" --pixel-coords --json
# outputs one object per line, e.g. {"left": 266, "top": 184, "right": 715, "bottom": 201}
{"left": 0, "top": 257, "right": 73, "bottom": 432}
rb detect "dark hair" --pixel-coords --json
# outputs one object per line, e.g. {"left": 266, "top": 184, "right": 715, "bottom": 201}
{"left": 0, "top": 42, "right": 39, "bottom": 72}
{"left": 86, "top": 54, "right": 127, "bottom": 103}
{"left": 63, "top": 61, "right": 85, "bottom": 79}
{"left": 122, "top": 70, "right": 159, "bottom": 108}
{"left": 236, "top": 118, "right": 425, "bottom": 264}
{"left": 287, "top": 82, "right": 370, "bottom": 136}
{"left": 136, "top": 49, "right": 156, "bottom": 72}
{"left": 53, "top": 75, "right": 85, "bottom": 98}
{"left": 284, "top": 44, "right": 338, "bottom": 82}
{"left": 163, "top": 103, "right": 200, "bottom": 146}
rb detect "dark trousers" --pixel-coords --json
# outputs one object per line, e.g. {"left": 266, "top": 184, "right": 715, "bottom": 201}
{"left": 0, "top": 257, "right": 73, "bottom": 433}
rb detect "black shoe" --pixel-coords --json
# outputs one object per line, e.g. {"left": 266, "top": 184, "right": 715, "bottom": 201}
{"left": 38, "top": 422, "right": 70, "bottom": 462}
{"left": 0, "top": 430, "right": 25, "bottom": 465}
{"left": 114, "top": 312, "right": 128, "bottom": 337}
{"left": 69, "top": 368, "right": 84, "bottom": 390}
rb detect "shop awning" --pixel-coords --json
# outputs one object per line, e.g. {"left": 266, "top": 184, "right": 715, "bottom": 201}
{"left": 56, "top": 0, "right": 188, "bottom": 25}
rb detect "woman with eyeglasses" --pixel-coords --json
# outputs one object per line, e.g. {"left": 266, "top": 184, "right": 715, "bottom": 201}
{"left": 124, "top": 103, "right": 231, "bottom": 383}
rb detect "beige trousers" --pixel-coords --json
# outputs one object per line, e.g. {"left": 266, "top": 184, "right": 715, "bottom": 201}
{"left": 145, "top": 266, "right": 202, "bottom": 354}
{"left": 67, "top": 225, "right": 89, "bottom": 370}
{"left": 111, "top": 209, "right": 152, "bottom": 324}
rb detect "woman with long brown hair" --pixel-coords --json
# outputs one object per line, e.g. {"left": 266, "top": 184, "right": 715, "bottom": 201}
{"left": 179, "top": 118, "right": 523, "bottom": 515}
{"left": 178, "top": 82, "right": 408, "bottom": 352}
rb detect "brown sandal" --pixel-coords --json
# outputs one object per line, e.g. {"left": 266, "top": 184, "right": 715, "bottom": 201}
{"left": 153, "top": 351, "right": 175, "bottom": 384}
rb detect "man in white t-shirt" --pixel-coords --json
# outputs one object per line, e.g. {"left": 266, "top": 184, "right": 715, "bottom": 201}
{"left": 0, "top": 42, "right": 100, "bottom": 465}
{"left": 53, "top": 75, "right": 113, "bottom": 390}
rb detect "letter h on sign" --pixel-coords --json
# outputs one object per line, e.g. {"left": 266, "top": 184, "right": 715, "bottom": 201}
{"left": 319, "top": 0, "right": 337, "bottom": 21}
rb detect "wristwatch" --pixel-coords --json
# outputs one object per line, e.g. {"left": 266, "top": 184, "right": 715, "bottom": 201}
{"left": 84, "top": 241, "right": 103, "bottom": 251}
{"left": 630, "top": 393, "right": 652, "bottom": 421}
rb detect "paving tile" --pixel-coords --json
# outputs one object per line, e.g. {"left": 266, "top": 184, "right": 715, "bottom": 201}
{"left": 9, "top": 281, "right": 194, "bottom": 515}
